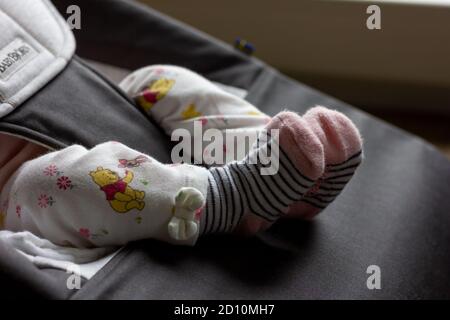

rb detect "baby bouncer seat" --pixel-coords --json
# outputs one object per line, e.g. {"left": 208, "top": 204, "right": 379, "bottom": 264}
{"left": 0, "top": 0, "right": 449, "bottom": 299}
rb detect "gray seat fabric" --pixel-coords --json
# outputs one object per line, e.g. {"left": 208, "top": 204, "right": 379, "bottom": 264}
{"left": 0, "top": 0, "right": 449, "bottom": 299}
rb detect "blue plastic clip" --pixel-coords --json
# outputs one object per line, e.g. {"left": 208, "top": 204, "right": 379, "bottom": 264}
{"left": 234, "top": 37, "right": 255, "bottom": 55}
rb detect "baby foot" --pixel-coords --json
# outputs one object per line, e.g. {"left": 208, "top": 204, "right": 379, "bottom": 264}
{"left": 200, "top": 111, "right": 325, "bottom": 236}
{"left": 287, "top": 106, "right": 363, "bottom": 219}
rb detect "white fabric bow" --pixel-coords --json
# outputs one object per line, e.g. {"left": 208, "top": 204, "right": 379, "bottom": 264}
{"left": 168, "top": 187, "right": 205, "bottom": 241}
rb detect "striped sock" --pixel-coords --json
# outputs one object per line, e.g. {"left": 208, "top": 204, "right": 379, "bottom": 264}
{"left": 300, "top": 150, "right": 362, "bottom": 212}
{"left": 200, "top": 111, "right": 325, "bottom": 235}
{"left": 287, "top": 106, "right": 363, "bottom": 219}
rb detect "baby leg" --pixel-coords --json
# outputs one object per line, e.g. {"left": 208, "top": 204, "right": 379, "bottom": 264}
{"left": 120, "top": 65, "right": 270, "bottom": 165}
{"left": 0, "top": 110, "right": 331, "bottom": 246}
{"left": 120, "top": 65, "right": 270, "bottom": 134}
{"left": 0, "top": 142, "right": 210, "bottom": 247}
{"left": 120, "top": 66, "right": 363, "bottom": 221}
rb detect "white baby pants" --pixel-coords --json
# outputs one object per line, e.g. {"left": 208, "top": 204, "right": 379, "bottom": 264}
{"left": 0, "top": 65, "right": 270, "bottom": 247}
{"left": 120, "top": 65, "right": 271, "bottom": 165}
{"left": 0, "top": 142, "right": 210, "bottom": 247}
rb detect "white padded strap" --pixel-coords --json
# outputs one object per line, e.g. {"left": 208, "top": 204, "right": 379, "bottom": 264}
{"left": 0, "top": 0, "right": 75, "bottom": 118}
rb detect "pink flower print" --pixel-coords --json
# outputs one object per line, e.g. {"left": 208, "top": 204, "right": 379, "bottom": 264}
{"left": 37, "top": 194, "right": 55, "bottom": 208}
{"left": 16, "top": 205, "right": 21, "bottom": 218}
{"left": 44, "top": 164, "right": 58, "bottom": 176}
{"left": 79, "top": 228, "right": 90, "bottom": 239}
{"left": 57, "top": 176, "right": 72, "bottom": 190}
{"left": 38, "top": 194, "right": 49, "bottom": 208}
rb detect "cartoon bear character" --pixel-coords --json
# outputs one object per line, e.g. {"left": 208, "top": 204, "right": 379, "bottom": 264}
{"left": 136, "top": 78, "right": 175, "bottom": 111}
{"left": 89, "top": 167, "right": 145, "bottom": 213}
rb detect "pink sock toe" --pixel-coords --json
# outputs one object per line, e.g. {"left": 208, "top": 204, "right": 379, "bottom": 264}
{"left": 287, "top": 106, "right": 363, "bottom": 220}
{"left": 265, "top": 111, "right": 325, "bottom": 181}
{"left": 303, "top": 106, "right": 362, "bottom": 164}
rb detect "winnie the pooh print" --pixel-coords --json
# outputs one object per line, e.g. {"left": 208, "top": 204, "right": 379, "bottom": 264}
{"left": 89, "top": 167, "right": 145, "bottom": 213}
{"left": 136, "top": 78, "right": 175, "bottom": 111}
